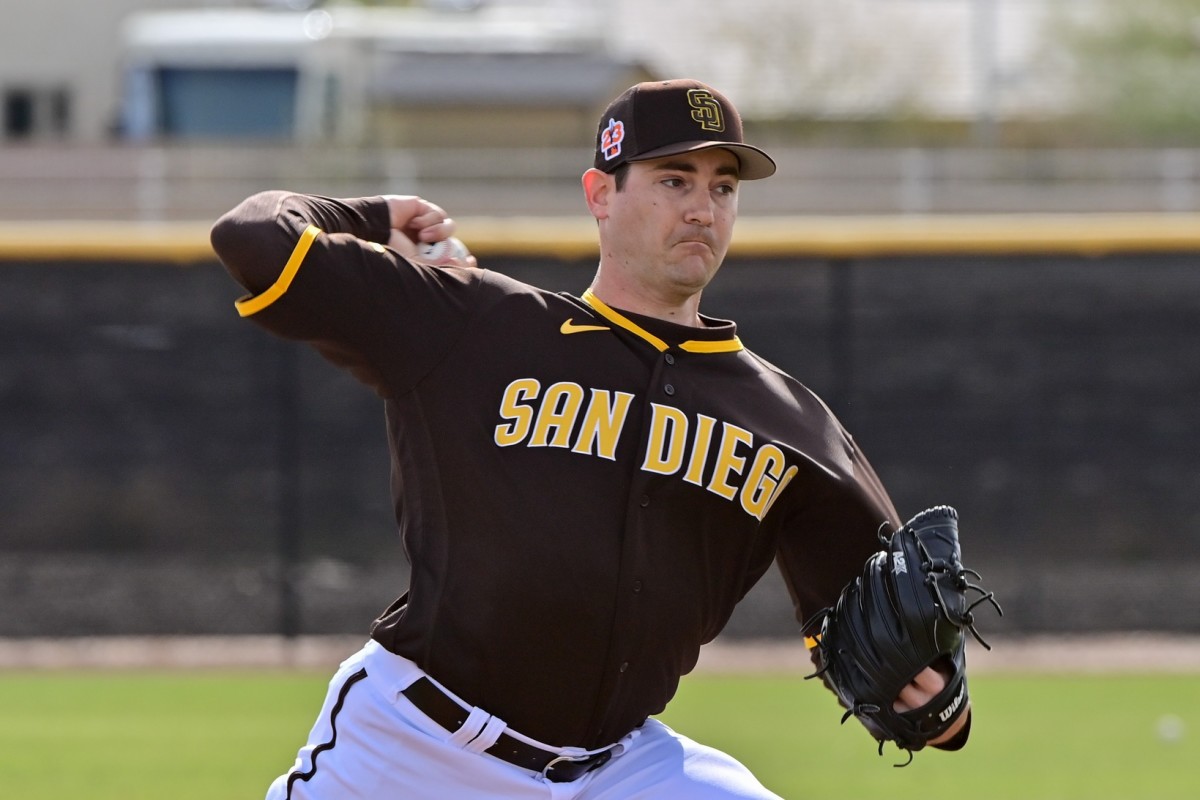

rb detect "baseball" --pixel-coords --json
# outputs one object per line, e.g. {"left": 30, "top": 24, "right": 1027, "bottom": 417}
{"left": 416, "top": 237, "right": 469, "bottom": 265}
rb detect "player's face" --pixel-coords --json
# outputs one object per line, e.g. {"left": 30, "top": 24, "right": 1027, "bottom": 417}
{"left": 601, "top": 148, "right": 740, "bottom": 306}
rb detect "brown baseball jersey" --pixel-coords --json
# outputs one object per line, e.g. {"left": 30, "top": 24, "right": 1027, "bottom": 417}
{"left": 211, "top": 191, "right": 901, "bottom": 750}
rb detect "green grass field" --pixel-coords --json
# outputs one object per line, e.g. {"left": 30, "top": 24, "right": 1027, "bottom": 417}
{"left": 0, "top": 670, "right": 1196, "bottom": 799}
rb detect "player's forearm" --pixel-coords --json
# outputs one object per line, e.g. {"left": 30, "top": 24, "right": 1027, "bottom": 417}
{"left": 210, "top": 191, "right": 392, "bottom": 293}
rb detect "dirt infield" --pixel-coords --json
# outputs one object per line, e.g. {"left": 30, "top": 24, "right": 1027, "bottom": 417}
{"left": 1, "top": 633, "right": 1198, "bottom": 674}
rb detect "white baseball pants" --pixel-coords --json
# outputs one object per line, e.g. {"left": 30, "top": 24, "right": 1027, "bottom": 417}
{"left": 266, "top": 640, "right": 783, "bottom": 800}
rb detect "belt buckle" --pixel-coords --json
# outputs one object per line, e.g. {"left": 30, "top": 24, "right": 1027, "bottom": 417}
{"left": 541, "top": 749, "right": 613, "bottom": 783}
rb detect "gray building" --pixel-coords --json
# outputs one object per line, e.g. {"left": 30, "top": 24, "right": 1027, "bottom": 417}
{"left": 1, "top": 0, "right": 200, "bottom": 140}
{"left": 2, "top": 1, "right": 651, "bottom": 145}
{"left": 116, "top": 4, "right": 650, "bottom": 147}
{"left": 2, "top": 0, "right": 1067, "bottom": 145}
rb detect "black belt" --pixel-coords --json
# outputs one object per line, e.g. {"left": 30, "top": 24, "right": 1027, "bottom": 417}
{"left": 401, "top": 676, "right": 613, "bottom": 783}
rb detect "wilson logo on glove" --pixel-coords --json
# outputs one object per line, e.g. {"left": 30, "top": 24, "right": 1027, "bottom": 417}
{"left": 938, "top": 684, "right": 967, "bottom": 723}
{"left": 802, "top": 506, "right": 1003, "bottom": 766}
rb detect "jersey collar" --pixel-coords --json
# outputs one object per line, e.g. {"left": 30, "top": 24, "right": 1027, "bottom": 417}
{"left": 581, "top": 290, "right": 743, "bottom": 354}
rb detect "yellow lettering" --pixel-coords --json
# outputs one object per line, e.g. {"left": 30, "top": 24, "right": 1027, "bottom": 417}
{"left": 494, "top": 378, "right": 541, "bottom": 447}
{"left": 706, "top": 423, "right": 753, "bottom": 501}
{"left": 530, "top": 382, "right": 585, "bottom": 447}
{"left": 740, "top": 444, "right": 788, "bottom": 519}
{"left": 572, "top": 389, "right": 634, "bottom": 460}
{"left": 683, "top": 414, "right": 718, "bottom": 486}
{"left": 760, "top": 465, "right": 799, "bottom": 519}
{"left": 641, "top": 403, "right": 689, "bottom": 475}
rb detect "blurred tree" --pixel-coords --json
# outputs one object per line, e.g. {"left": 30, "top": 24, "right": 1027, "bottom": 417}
{"left": 691, "top": 0, "right": 948, "bottom": 121}
{"left": 1055, "top": 0, "right": 1200, "bottom": 143}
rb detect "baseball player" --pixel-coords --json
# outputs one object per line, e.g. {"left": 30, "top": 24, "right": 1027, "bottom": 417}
{"left": 211, "top": 79, "right": 971, "bottom": 800}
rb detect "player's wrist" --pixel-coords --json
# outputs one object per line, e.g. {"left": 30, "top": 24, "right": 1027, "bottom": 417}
{"left": 382, "top": 194, "right": 420, "bottom": 231}
{"left": 930, "top": 707, "right": 972, "bottom": 750}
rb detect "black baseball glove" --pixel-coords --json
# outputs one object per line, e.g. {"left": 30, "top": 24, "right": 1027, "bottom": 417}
{"left": 803, "top": 506, "right": 1001, "bottom": 765}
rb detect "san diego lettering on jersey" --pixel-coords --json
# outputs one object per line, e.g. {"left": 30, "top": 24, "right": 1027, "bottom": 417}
{"left": 493, "top": 378, "right": 799, "bottom": 520}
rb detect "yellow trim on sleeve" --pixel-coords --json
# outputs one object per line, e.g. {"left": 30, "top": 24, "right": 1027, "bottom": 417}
{"left": 234, "top": 225, "right": 323, "bottom": 317}
{"left": 804, "top": 635, "right": 820, "bottom": 650}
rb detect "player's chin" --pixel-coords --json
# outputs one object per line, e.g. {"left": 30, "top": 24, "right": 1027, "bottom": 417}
{"left": 671, "top": 254, "right": 722, "bottom": 288}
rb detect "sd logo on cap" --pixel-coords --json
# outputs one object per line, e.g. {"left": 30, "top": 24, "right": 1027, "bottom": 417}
{"left": 593, "top": 79, "right": 776, "bottom": 180}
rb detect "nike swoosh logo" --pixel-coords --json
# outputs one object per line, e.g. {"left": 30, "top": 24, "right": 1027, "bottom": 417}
{"left": 560, "top": 319, "right": 610, "bottom": 335}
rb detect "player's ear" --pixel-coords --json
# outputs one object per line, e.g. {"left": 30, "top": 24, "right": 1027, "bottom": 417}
{"left": 582, "top": 168, "right": 614, "bottom": 221}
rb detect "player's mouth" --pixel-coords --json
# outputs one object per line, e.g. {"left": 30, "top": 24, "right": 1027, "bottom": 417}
{"left": 673, "top": 237, "right": 715, "bottom": 252}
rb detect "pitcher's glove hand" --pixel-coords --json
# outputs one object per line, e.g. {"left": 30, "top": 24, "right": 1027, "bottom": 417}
{"left": 803, "top": 506, "right": 1002, "bottom": 765}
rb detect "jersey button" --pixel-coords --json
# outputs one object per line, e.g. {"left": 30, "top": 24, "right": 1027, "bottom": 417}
{"left": 664, "top": 384, "right": 675, "bottom": 396}
{"left": 632, "top": 579, "right": 643, "bottom": 593}
{"left": 619, "top": 662, "right": 629, "bottom": 673}
{"left": 639, "top": 494, "right": 650, "bottom": 507}
{"left": 664, "top": 353, "right": 676, "bottom": 365}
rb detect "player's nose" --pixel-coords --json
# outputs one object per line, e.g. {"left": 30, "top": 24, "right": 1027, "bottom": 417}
{"left": 683, "top": 190, "right": 716, "bottom": 227}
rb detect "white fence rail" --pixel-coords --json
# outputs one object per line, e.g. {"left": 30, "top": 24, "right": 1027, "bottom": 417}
{"left": 3, "top": 144, "right": 1200, "bottom": 221}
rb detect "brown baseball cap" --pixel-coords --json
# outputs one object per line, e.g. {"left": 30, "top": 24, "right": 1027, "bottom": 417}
{"left": 594, "top": 79, "right": 776, "bottom": 180}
